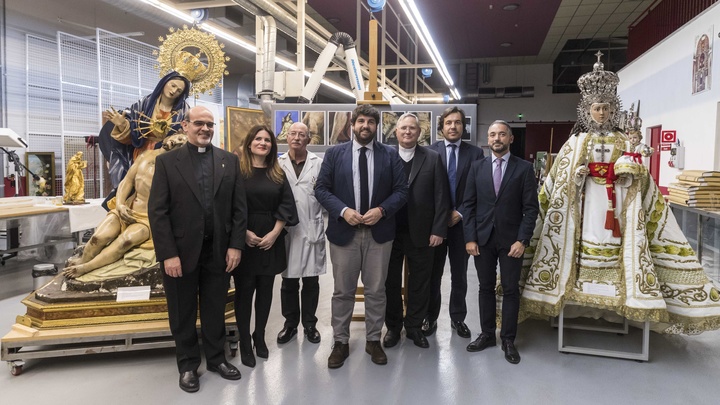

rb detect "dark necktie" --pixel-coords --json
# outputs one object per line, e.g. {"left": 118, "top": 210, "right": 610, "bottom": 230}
{"left": 448, "top": 144, "right": 457, "bottom": 207}
{"left": 359, "top": 146, "right": 369, "bottom": 214}
{"left": 494, "top": 157, "right": 503, "bottom": 196}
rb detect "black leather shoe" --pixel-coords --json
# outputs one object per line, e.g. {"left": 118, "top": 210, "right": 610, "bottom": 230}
{"left": 365, "top": 340, "right": 388, "bottom": 365}
{"left": 382, "top": 329, "right": 401, "bottom": 348}
{"left": 502, "top": 340, "right": 521, "bottom": 364}
{"left": 240, "top": 341, "right": 256, "bottom": 368}
{"left": 467, "top": 333, "right": 497, "bottom": 352}
{"left": 304, "top": 327, "right": 321, "bottom": 344}
{"left": 277, "top": 327, "right": 298, "bottom": 344}
{"left": 253, "top": 332, "right": 269, "bottom": 359}
{"left": 179, "top": 370, "right": 199, "bottom": 393}
{"left": 421, "top": 319, "right": 437, "bottom": 337}
{"left": 451, "top": 321, "right": 471, "bottom": 338}
{"left": 406, "top": 330, "right": 430, "bottom": 348}
{"left": 207, "top": 362, "right": 242, "bottom": 380}
{"left": 328, "top": 342, "right": 349, "bottom": 369}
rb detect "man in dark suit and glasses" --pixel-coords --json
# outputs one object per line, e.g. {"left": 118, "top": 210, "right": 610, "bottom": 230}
{"left": 425, "top": 106, "right": 484, "bottom": 339}
{"left": 315, "top": 104, "right": 408, "bottom": 369}
{"left": 149, "top": 106, "right": 247, "bottom": 392}
{"left": 383, "top": 113, "right": 450, "bottom": 349}
{"left": 462, "top": 120, "right": 539, "bottom": 364}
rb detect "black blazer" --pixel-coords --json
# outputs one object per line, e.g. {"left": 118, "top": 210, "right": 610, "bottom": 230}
{"left": 428, "top": 140, "right": 484, "bottom": 210}
{"left": 148, "top": 144, "right": 247, "bottom": 273}
{"left": 461, "top": 154, "right": 538, "bottom": 247}
{"left": 404, "top": 147, "right": 452, "bottom": 247}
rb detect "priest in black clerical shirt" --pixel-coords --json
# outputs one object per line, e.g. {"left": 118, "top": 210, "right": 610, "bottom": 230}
{"left": 149, "top": 106, "right": 247, "bottom": 393}
{"left": 383, "top": 113, "right": 450, "bottom": 350}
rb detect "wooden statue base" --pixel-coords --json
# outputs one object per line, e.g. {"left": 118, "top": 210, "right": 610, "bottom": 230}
{"left": 17, "top": 276, "right": 235, "bottom": 329}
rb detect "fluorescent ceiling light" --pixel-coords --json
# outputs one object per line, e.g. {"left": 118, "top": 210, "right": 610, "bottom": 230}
{"left": 398, "top": 0, "right": 456, "bottom": 95}
{"left": 450, "top": 87, "right": 461, "bottom": 100}
{"left": 140, "top": 0, "right": 354, "bottom": 99}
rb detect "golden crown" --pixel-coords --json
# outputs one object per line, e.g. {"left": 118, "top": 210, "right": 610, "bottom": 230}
{"left": 174, "top": 50, "right": 207, "bottom": 82}
{"left": 155, "top": 25, "right": 229, "bottom": 96}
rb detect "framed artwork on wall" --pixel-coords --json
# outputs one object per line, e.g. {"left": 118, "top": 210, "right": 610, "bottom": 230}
{"left": 226, "top": 106, "right": 270, "bottom": 155}
{"left": 25, "top": 152, "right": 55, "bottom": 196}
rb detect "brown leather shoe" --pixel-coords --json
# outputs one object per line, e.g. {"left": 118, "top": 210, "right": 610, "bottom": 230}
{"left": 328, "top": 342, "right": 349, "bottom": 369}
{"left": 365, "top": 340, "right": 388, "bottom": 365}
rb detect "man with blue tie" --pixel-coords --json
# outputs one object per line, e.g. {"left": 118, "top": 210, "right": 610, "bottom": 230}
{"left": 315, "top": 104, "right": 408, "bottom": 369}
{"left": 424, "top": 107, "right": 484, "bottom": 339}
{"left": 462, "top": 120, "right": 538, "bottom": 364}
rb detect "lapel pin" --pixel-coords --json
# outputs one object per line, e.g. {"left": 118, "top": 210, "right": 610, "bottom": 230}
{"left": 222, "top": 163, "right": 225, "bottom": 168}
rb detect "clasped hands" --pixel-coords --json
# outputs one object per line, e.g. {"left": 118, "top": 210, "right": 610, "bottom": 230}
{"left": 343, "top": 207, "right": 382, "bottom": 227}
{"left": 246, "top": 230, "right": 280, "bottom": 251}
{"left": 465, "top": 241, "right": 525, "bottom": 258}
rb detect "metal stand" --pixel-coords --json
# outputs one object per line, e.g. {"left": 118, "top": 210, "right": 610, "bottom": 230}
{"left": 556, "top": 305, "right": 650, "bottom": 361}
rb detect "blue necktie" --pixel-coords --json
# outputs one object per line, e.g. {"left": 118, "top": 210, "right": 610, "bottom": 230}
{"left": 448, "top": 144, "right": 457, "bottom": 207}
{"left": 359, "top": 147, "right": 369, "bottom": 214}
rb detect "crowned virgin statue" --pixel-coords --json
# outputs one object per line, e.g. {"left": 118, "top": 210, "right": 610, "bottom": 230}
{"left": 520, "top": 52, "right": 720, "bottom": 334}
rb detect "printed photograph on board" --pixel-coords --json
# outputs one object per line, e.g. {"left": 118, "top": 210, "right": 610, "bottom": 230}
{"left": 301, "top": 111, "right": 326, "bottom": 145}
{"left": 275, "top": 110, "right": 300, "bottom": 144}
{"left": 328, "top": 111, "right": 352, "bottom": 145}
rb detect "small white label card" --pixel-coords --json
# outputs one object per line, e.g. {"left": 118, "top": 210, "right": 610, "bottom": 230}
{"left": 582, "top": 282, "right": 616, "bottom": 297}
{"left": 117, "top": 285, "right": 151, "bottom": 302}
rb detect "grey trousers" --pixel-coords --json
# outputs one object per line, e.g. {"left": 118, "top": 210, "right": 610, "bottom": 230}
{"left": 329, "top": 227, "right": 393, "bottom": 343}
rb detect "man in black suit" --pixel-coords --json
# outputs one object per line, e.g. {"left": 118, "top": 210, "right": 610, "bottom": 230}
{"left": 149, "top": 106, "right": 247, "bottom": 392}
{"left": 424, "top": 106, "right": 484, "bottom": 338}
{"left": 462, "top": 120, "right": 538, "bottom": 364}
{"left": 383, "top": 113, "right": 450, "bottom": 349}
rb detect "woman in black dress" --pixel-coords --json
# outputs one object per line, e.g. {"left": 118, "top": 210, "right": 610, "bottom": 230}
{"left": 234, "top": 125, "right": 298, "bottom": 368}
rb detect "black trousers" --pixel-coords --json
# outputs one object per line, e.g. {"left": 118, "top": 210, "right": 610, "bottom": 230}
{"left": 428, "top": 222, "right": 469, "bottom": 323}
{"left": 280, "top": 276, "right": 319, "bottom": 329}
{"left": 233, "top": 272, "right": 275, "bottom": 343}
{"left": 473, "top": 231, "right": 522, "bottom": 342}
{"left": 163, "top": 243, "right": 230, "bottom": 373}
{"left": 385, "top": 231, "right": 434, "bottom": 333}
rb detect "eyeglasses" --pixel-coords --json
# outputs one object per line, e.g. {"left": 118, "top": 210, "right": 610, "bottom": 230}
{"left": 287, "top": 131, "right": 308, "bottom": 138}
{"left": 188, "top": 120, "right": 216, "bottom": 129}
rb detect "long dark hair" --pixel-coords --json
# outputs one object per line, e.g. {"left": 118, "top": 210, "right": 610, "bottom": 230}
{"left": 239, "top": 125, "right": 284, "bottom": 184}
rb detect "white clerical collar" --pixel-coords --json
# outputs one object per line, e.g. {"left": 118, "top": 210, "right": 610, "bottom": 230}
{"left": 198, "top": 147, "right": 207, "bottom": 153}
{"left": 398, "top": 145, "right": 416, "bottom": 162}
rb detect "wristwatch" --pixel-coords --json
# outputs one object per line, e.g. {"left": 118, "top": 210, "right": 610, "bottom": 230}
{"left": 378, "top": 206, "right": 386, "bottom": 217}
{"left": 520, "top": 239, "right": 530, "bottom": 247}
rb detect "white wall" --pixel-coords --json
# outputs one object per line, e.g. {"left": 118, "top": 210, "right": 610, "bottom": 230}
{"left": 619, "top": 3, "right": 720, "bottom": 186}
{"left": 477, "top": 64, "right": 578, "bottom": 145}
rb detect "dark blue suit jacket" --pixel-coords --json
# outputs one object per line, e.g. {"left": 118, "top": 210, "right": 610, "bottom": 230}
{"left": 428, "top": 140, "right": 484, "bottom": 210}
{"left": 461, "top": 154, "right": 539, "bottom": 247}
{"left": 315, "top": 140, "right": 408, "bottom": 246}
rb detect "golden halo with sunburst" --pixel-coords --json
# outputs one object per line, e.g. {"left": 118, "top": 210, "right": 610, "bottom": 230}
{"left": 154, "top": 25, "right": 230, "bottom": 97}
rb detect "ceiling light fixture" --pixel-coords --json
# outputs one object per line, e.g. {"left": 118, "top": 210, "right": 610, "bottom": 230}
{"left": 502, "top": 4, "right": 519, "bottom": 11}
{"left": 397, "top": 0, "right": 459, "bottom": 100}
{"left": 140, "top": 0, "right": 354, "bottom": 99}
{"left": 500, "top": 42, "right": 512, "bottom": 47}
